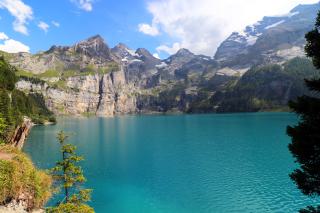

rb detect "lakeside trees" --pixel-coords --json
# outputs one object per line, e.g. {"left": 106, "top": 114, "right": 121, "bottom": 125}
{"left": 0, "top": 56, "right": 56, "bottom": 142}
{"left": 287, "top": 11, "right": 320, "bottom": 213}
{"left": 48, "top": 131, "right": 94, "bottom": 213}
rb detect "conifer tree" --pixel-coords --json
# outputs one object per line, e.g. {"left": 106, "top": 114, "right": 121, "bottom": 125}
{"left": 0, "top": 114, "right": 7, "bottom": 143}
{"left": 287, "top": 11, "right": 320, "bottom": 213}
{"left": 49, "top": 131, "right": 94, "bottom": 213}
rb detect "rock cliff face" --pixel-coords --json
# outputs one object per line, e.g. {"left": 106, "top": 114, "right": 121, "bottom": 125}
{"left": 0, "top": 200, "right": 44, "bottom": 213}
{"left": 16, "top": 69, "right": 137, "bottom": 116}
{"left": 10, "top": 117, "right": 33, "bottom": 150}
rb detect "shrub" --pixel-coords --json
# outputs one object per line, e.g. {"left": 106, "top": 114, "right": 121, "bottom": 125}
{"left": 0, "top": 145, "right": 52, "bottom": 210}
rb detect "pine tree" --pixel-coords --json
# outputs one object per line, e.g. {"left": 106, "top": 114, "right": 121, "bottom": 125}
{"left": 287, "top": 11, "right": 320, "bottom": 213}
{"left": 49, "top": 131, "right": 94, "bottom": 212}
{"left": 0, "top": 114, "right": 7, "bottom": 143}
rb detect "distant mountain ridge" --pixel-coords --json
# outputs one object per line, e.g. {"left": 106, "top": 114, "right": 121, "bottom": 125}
{"left": 214, "top": 2, "right": 319, "bottom": 73}
{"left": 1, "top": 2, "right": 319, "bottom": 116}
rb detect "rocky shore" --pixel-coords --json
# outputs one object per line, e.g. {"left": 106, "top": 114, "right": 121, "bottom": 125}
{"left": 10, "top": 117, "right": 34, "bottom": 150}
{"left": 0, "top": 118, "right": 45, "bottom": 213}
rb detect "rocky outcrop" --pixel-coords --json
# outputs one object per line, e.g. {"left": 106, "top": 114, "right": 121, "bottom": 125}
{"left": 0, "top": 199, "right": 44, "bottom": 213}
{"left": 16, "top": 70, "right": 137, "bottom": 116}
{"left": 10, "top": 117, "right": 33, "bottom": 150}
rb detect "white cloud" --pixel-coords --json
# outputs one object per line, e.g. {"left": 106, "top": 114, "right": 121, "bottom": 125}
{"left": 52, "top": 21, "right": 60, "bottom": 27}
{"left": 0, "top": 32, "right": 30, "bottom": 53}
{"left": 71, "top": 0, "right": 93, "bottom": 12}
{"left": 0, "top": 32, "right": 9, "bottom": 40}
{"left": 38, "top": 21, "right": 49, "bottom": 33}
{"left": 156, "top": 42, "right": 181, "bottom": 55}
{"left": 153, "top": 53, "right": 160, "bottom": 59}
{"left": 0, "top": 0, "right": 33, "bottom": 35}
{"left": 142, "top": 0, "right": 319, "bottom": 56}
{"left": 138, "top": 23, "right": 160, "bottom": 36}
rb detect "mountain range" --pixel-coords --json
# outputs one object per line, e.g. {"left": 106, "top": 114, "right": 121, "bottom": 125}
{"left": 1, "top": 2, "right": 320, "bottom": 116}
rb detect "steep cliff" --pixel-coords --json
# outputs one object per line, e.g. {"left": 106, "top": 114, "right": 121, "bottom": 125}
{"left": 16, "top": 69, "right": 137, "bottom": 116}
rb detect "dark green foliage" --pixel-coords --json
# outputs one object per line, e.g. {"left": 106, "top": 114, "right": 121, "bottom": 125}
{"left": 0, "top": 89, "right": 12, "bottom": 123}
{"left": 19, "top": 76, "right": 46, "bottom": 85}
{"left": 0, "top": 56, "right": 17, "bottom": 91}
{"left": 0, "top": 115, "right": 7, "bottom": 144}
{"left": 11, "top": 90, "right": 55, "bottom": 125}
{"left": 0, "top": 57, "right": 55, "bottom": 143}
{"left": 49, "top": 131, "right": 93, "bottom": 212}
{"left": 287, "top": 10, "right": 320, "bottom": 212}
{"left": 138, "top": 58, "right": 317, "bottom": 114}
{"left": 299, "top": 206, "right": 320, "bottom": 213}
{"left": 216, "top": 58, "right": 319, "bottom": 113}
{"left": 305, "top": 11, "right": 320, "bottom": 69}
{"left": 47, "top": 202, "right": 94, "bottom": 213}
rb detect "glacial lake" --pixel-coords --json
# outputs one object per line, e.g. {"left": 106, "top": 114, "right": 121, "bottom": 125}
{"left": 23, "top": 113, "right": 318, "bottom": 212}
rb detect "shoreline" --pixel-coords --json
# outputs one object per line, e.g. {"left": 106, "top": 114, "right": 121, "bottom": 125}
{"left": 10, "top": 117, "right": 34, "bottom": 150}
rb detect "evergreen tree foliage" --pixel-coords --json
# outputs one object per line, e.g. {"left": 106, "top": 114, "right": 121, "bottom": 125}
{"left": 0, "top": 56, "right": 55, "bottom": 143}
{"left": 0, "top": 56, "right": 17, "bottom": 91}
{"left": 287, "top": 10, "right": 320, "bottom": 213}
{"left": 0, "top": 114, "right": 7, "bottom": 143}
{"left": 49, "top": 131, "right": 93, "bottom": 212}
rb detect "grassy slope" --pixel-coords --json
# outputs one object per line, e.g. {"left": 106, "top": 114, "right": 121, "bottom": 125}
{"left": 0, "top": 145, "right": 52, "bottom": 210}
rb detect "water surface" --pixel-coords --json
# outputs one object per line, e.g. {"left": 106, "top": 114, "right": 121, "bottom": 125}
{"left": 24, "top": 113, "right": 318, "bottom": 212}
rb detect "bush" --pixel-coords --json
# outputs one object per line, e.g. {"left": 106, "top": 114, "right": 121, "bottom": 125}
{"left": 0, "top": 145, "right": 52, "bottom": 210}
{"left": 47, "top": 203, "right": 94, "bottom": 213}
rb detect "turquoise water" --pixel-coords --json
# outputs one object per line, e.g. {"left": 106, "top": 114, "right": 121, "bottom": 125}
{"left": 23, "top": 113, "right": 318, "bottom": 212}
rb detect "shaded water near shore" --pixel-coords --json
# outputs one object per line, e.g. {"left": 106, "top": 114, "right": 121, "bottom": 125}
{"left": 24, "top": 113, "right": 318, "bottom": 212}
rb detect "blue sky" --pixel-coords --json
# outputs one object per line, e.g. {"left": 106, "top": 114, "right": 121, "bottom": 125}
{"left": 0, "top": 0, "right": 164, "bottom": 55}
{"left": 0, "top": 0, "right": 319, "bottom": 58}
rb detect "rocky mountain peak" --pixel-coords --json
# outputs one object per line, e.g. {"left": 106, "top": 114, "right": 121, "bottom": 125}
{"left": 136, "top": 48, "right": 155, "bottom": 59}
{"left": 114, "top": 43, "right": 129, "bottom": 50}
{"left": 83, "top": 34, "right": 104, "bottom": 43}
{"left": 175, "top": 48, "right": 194, "bottom": 57}
{"left": 46, "top": 45, "right": 69, "bottom": 54}
{"left": 111, "top": 43, "right": 137, "bottom": 61}
{"left": 291, "top": 2, "right": 320, "bottom": 13}
{"left": 166, "top": 48, "right": 195, "bottom": 64}
{"left": 73, "top": 35, "right": 111, "bottom": 59}
{"left": 135, "top": 48, "right": 161, "bottom": 67}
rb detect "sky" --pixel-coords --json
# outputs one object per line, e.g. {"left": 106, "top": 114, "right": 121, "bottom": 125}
{"left": 0, "top": 0, "right": 319, "bottom": 59}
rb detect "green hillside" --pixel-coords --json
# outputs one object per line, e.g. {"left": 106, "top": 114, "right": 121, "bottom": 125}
{"left": 0, "top": 56, "right": 55, "bottom": 143}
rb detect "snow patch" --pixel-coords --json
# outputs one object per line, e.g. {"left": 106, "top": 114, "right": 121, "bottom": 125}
{"left": 274, "top": 11, "right": 300, "bottom": 18}
{"left": 126, "top": 48, "right": 139, "bottom": 57}
{"left": 201, "top": 57, "right": 210, "bottom": 61}
{"left": 130, "top": 59, "right": 143, "bottom": 63}
{"left": 265, "top": 20, "right": 285, "bottom": 30}
{"left": 287, "top": 11, "right": 300, "bottom": 17}
{"left": 121, "top": 57, "right": 128, "bottom": 62}
{"left": 216, "top": 67, "right": 249, "bottom": 76}
{"left": 246, "top": 35, "right": 258, "bottom": 46}
{"left": 156, "top": 62, "right": 168, "bottom": 69}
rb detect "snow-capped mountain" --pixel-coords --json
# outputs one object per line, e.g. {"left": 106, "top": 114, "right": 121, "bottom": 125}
{"left": 215, "top": 2, "right": 320, "bottom": 68}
